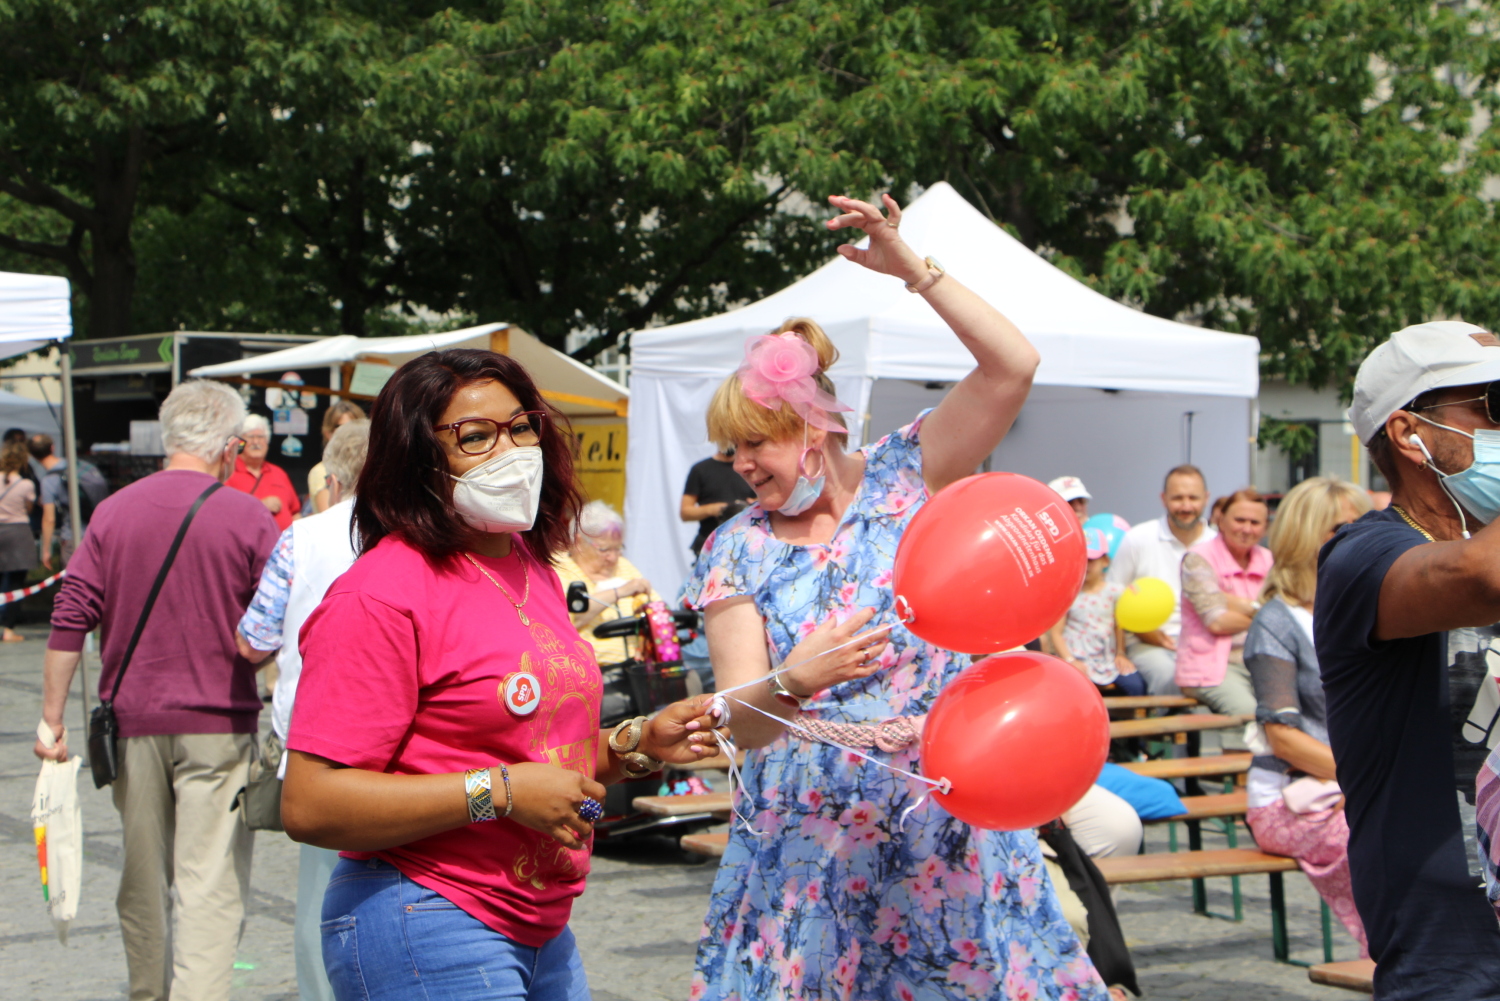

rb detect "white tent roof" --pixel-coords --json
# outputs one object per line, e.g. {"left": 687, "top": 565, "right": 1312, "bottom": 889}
{"left": 0, "top": 271, "right": 71, "bottom": 359}
{"left": 632, "top": 182, "right": 1258, "bottom": 398}
{"left": 190, "top": 322, "right": 629, "bottom": 417}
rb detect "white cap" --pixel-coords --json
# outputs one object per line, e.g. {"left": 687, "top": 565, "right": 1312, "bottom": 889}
{"left": 1048, "top": 475, "right": 1091, "bottom": 503}
{"left": 1349, "top": 321, "right": 1500, "bottom": 444}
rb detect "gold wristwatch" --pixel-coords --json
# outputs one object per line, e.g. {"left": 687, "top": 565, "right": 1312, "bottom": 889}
{"left": 904, "top": 256, "right": 946, "bottom": 293}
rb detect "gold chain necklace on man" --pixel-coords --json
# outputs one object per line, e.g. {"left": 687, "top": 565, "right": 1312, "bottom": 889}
{"left": 1391, "top": 504, "right": 1436, "bottom": 543}
{"left": 464, "top": 550, "right": 532, "bottom": 625}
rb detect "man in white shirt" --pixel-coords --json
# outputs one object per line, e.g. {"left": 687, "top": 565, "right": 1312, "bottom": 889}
{"left": 1106, "top": 464, "right": 1216, "bottom": 695}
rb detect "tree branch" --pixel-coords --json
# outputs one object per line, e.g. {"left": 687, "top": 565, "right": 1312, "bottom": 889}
{"left": 0, "top": 150, "right": 95, "bottom": 228}
{"left": 0, "top": 221, "right": 92, "bottom": 293}
{"left": 571, "top": 184, "right": 791, "bottom": 362}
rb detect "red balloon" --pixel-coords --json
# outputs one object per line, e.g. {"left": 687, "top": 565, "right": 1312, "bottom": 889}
{"left": 893, "top": 472, "right": 1087, "bottom": 653}
{"left": 921, "top": 652, "right": 1109, "bottom": 830}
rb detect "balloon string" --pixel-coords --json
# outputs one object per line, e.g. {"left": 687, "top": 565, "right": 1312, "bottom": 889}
{"left": 707, "top": 691, "right": 951, "bottom": 834}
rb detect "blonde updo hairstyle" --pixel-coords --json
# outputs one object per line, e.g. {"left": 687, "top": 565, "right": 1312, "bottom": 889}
{"left": 1262, "top": 476, "right": 1372, "bottom": 609}
{"left": 706, "top": 318, "right": 848, "bottom": 449}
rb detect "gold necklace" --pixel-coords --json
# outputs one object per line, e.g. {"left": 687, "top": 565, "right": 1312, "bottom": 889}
{"left": 464, "top": 550, "right": 532, "bottom": 625}
{"left": 1391, "top": 504, "right": 1436, "bottom": 542}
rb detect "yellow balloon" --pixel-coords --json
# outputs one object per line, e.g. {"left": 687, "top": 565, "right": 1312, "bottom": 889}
{"left": 1116, "top": 577, "right": 1176, "bottom": 634}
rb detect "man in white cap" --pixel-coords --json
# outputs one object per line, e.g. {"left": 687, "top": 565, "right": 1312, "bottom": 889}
{"left": 1317, "top": 321, "right": 1500, "bottom": 999}
{"left": 1048, "top": 475, "right": 1091, "bottom": 523}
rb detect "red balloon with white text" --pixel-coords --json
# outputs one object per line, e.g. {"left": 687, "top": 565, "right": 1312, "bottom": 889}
{"left": 893, "top": 472, "right": 1087, "bottom": 652}
{"left": 922, "top": 652, "right": 1109, "bottom": 830}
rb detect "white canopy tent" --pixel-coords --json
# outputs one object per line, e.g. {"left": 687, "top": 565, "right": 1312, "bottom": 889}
{"left": 0, "top": 272, "right": 74, "bottom": 502}
{"left": 0, "top": 272, "right": 78, "bottom": 632}
{"left": 189, "top": 322, "right": 629, "bottom": 418}
{"left": 626, "top": 182, "right": 1261, "bottom": 598}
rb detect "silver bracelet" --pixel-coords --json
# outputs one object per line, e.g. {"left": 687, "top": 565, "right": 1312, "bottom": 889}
{"left": 464, "top": 767, "right": 497, "bottom": 823}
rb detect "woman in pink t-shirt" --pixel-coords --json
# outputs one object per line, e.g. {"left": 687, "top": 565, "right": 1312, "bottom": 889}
{"left": 283, "top": 349, "right": 717, "bottom": 1001}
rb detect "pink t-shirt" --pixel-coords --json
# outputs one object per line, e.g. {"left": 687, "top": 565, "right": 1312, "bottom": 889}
{"left": 288, "top": 534, "right": 602, "bottom": 947}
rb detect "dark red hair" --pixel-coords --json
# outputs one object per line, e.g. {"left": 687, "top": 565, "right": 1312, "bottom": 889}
{"left": 354, "top": 349, "right": 584, "bottom": 564}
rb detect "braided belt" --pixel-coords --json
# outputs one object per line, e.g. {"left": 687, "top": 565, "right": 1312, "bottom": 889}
{"left": 791, "top": 713, "right": 923, "bottom": 753}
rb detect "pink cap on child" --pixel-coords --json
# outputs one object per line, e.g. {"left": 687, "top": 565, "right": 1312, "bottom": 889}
{"left": 1083, "top": 528, "right": 1108, "bottom": 561}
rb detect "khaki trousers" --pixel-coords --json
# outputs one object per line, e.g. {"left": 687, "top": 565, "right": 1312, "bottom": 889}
{"left": 112, "top": 733, "right": 254, "bottom": 1001}
{"left": 1181, "top": 656, "right": 1257, "bottom": 751}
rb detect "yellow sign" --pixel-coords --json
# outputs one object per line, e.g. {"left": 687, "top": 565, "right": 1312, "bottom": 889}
{"left": 573, "top": 423, "right": 627, "bottom": 512}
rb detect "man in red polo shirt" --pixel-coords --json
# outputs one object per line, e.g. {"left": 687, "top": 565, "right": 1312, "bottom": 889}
{"left": 226, "top": 413, "right": 300, "bottom": 530}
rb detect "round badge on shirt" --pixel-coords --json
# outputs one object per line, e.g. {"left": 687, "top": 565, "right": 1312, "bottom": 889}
{"left": 501, "top": 672, "right": 542, "bottom": 717}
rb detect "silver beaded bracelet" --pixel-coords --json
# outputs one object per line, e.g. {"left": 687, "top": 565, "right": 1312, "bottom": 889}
{"left": 495, "top": 763, "right": 514, "bottom": 818}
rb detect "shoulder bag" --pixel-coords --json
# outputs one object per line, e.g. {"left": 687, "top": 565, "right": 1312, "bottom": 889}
{"left": 87, "top": 481, "right": 222, "bottom": 788}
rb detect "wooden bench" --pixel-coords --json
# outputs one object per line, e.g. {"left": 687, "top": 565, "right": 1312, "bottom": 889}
{"left": 1155, "top": 790, "right": 1246, "bottom": 823}
{"left": 1108, "top": 713, "right": 1253, "bottom": 740}
{"left": 1098, "top": 848, "right": 1308, "bottom": 962}
{"left": 1118, "top": 752, "right": 1251, "bottom": 780}
{"left": 682, "top": 831, "right": 729, "bottom": 857}
{"left": 634, "top": 791, "right": 732, "bottom": 818}
{"left": 1097, "top": 847, "right": 1296, "bottom": 883}
{"left": 1308, "top": 959, "right": 1374, "bottom": 994}
{"left": 1101, "top": 695, "right": 1201, "bottom": 712}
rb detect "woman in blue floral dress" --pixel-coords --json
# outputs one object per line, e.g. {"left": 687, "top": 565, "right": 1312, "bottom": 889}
{"left": 683, "top": 194, "right": 1108, "bottom": 1001}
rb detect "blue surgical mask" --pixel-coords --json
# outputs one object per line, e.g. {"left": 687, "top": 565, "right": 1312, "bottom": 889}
{"left": 1411, "top": 415, "right": 1500, "bottom": 537}
{"left": 778, "top": 439, "right": 826, "bottom": 516}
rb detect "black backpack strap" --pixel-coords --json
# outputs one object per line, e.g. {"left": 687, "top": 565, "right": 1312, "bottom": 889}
{"left": 105, "top": 480, "right": 223, "bottom": 704}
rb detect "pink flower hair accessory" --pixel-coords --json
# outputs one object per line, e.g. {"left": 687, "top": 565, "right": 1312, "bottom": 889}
{"left": 737, "top": 332, "right": 852, "bottom": 432}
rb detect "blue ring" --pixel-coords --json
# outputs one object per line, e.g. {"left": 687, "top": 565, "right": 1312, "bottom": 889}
{"left": 578, "top": 797, "right": 603, "bottom": 823}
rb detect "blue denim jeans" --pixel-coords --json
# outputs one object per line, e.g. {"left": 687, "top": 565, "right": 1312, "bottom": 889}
{"left": 321, "top": 858, "right": 591, "bottom": 1001}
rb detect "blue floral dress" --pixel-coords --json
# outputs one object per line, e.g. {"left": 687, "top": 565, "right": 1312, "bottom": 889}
{"left": 684, "top": 414, "right": 1106, "bottom": 1001}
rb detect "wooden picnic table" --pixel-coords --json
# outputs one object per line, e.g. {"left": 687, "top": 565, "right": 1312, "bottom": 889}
{"left": 1101, "top": 695, "right": 1200, "bottom": 711}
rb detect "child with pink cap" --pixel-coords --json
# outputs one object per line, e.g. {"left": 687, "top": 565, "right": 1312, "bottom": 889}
{"left": 1048, "top": 527, "right": 1145, "bottom": 696}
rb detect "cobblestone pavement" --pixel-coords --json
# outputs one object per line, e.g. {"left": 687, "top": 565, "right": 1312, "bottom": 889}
{"left": 0, "top": 630, "right": 1357, "bottom": 999}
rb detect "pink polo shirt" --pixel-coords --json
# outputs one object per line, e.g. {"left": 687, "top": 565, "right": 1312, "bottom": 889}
{"left": 287, "top": 534, "right": 602, "bottom": 947}
{"left": 1174, "top": 533, "right": 1273, "bottom": 688}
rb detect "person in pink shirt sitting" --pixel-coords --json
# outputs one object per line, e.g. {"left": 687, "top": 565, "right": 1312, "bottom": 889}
{"left": 281, "top": 348, "right": 718, "bottom": 1001}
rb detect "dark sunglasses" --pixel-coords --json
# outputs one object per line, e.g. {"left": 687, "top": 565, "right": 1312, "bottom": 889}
{"left": 1408, "top": 383, "right": 1500, "bottom": 425}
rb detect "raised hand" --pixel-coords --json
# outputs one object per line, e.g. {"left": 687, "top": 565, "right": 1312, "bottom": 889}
{"left": 826, "top": 193, "right": 929, "bottom": 282}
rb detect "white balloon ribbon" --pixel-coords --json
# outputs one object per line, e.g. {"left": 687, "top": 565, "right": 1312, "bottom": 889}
{"left": 703, "top": 618, "right": 951, "bottom": 835}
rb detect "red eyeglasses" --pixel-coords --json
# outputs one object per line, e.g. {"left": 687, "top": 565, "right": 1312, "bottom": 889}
{"left": 432, "top": 412, "right": 547, "bottom": 455}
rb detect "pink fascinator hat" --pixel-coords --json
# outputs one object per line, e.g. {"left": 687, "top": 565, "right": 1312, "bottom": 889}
{"left": 737, "top": 332, "right": 853, "bottom": 432}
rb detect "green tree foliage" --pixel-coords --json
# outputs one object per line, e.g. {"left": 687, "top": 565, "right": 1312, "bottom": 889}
{"left": 0, "top": 0, "right": 294, "bottom": 338}
{"left": 3, "top": 0, "right": 1499, "bottom": 396}
{"left": 889, "top": 0, "right": 1500, "bottom": 394}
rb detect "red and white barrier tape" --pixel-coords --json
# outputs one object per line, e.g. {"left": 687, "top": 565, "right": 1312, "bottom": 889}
{"left": 0, "top": 570, "right": 64, "bottom": 604}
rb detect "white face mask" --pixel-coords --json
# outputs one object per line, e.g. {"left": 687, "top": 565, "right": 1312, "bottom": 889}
{"left": 448, "top": 446, "right": 544, "bottom": 533}
{"left": 777, "top": 426, "right": 827, "bottom": 516}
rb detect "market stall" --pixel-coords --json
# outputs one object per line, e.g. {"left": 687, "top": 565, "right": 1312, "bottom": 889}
{"left": 189, "top": 323, "right": 632, "bottom": 510}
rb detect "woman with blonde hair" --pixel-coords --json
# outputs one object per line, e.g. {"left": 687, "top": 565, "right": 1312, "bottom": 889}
{"left": 1244, "top": 476, "right": 1372, "bottom": 955}
{"left": 683, "top": 195, "right": 1107, "bottom": 1000}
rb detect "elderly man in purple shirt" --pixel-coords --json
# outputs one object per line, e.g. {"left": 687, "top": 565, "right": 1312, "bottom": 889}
{"left": 35, "top": 379, "right": 279, "bottom": 1001}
